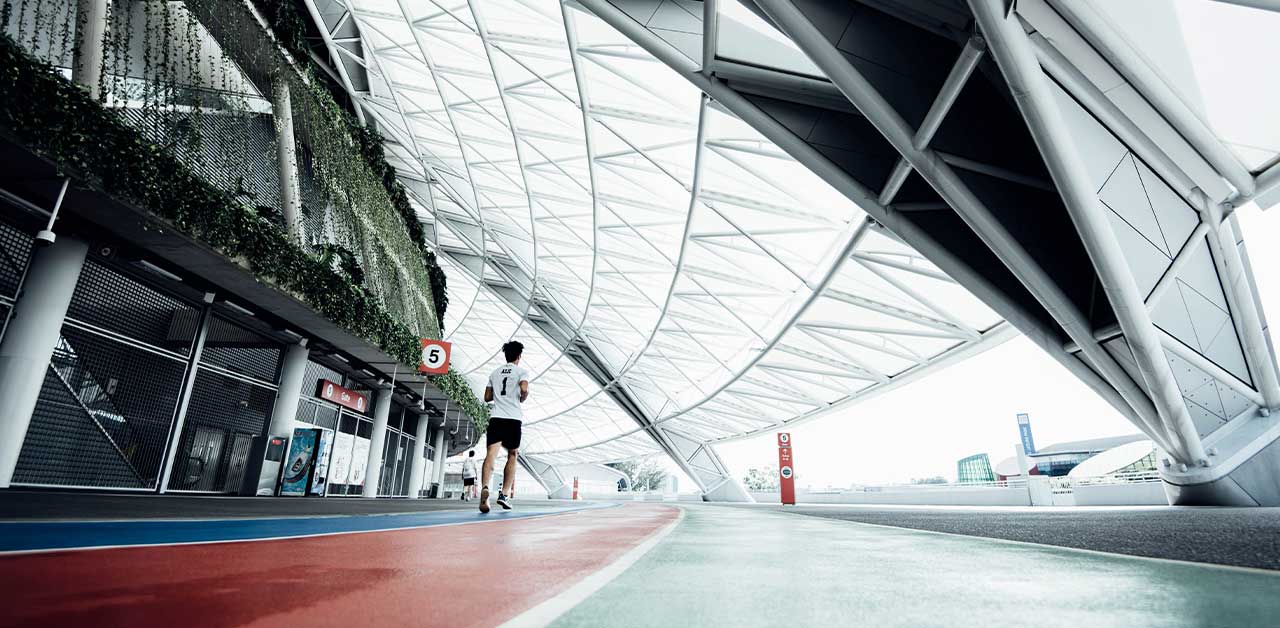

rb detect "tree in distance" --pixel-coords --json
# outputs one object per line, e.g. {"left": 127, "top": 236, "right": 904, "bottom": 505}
{"left": 608, "top": 457, "right": 669, "bottom": 492}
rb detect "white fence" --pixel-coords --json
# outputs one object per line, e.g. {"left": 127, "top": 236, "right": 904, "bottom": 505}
{"left": 749, "top": 473, "right": 1168, "bottom": 507}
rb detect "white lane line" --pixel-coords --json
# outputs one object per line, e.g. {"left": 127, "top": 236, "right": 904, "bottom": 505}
{"left": 0, "top": 504, "right": 617, "bottom": 557}
{"left": 499, "top": 506, "right": 686, "bottom": 628}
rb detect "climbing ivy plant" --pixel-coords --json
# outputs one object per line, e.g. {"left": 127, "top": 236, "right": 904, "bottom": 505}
{"left": 0, "top": 0, "right": 483, "bottom": 427}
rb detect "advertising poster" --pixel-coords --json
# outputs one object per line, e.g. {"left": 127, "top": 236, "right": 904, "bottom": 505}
{"left": 310, "top": 429, "right": 334, "bottom": 496}
{"left": 280, "top": 428, "right": 318, "bottom": 496}
{"left": 329, "top": 431, "right": 355, "bottom": 486}
{"left": 349, "top": 436, "right": 371, "bottom": 487}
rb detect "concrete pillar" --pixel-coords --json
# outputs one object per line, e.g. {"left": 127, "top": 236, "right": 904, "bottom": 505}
{"left": 73, "top": 0, "right": 111, "bottom": 99}
{"left": 240, "top": 342, "right": 309, "bottom": 495}
{"left": 361, "top": 386, "right": 392, "bottom": 498}
{"left": 431, "top": 421, "right": 447, "bottom": 496}
{"left": 271, "top": 78, "right": 303, "bottom": 243}
{"left": 407, "top": 409, "right": 429, "bottom": 498}
{"left": 267, "top": 343, "right": 309, "bottom": 438}
{"left": 0, "top": 237, "right": 89, "bottom": 487}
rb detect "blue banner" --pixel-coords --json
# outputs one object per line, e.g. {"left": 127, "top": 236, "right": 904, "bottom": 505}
{"left": 1017, "top": 413, "right": 1036, "bottom": 454}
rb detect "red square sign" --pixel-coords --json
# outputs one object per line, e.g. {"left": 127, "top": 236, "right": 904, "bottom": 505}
{"left": 419, "top": 339, "right": 452, "bottom": 374}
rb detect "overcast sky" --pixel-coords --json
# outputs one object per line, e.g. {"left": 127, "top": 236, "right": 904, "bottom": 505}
{"left": 678, "top": 201, "right": 1280, "bottom": 489}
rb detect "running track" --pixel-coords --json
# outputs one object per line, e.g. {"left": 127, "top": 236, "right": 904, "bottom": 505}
{"left": 5, "top": 502, "right": 1280, "bottom": 627}
{"left": 0, "top": 503, "right": 678, "bottom": 628}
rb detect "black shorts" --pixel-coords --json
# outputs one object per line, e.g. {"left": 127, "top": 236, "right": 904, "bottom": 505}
{"left": 463, "top": 477, "right": 475, "bottom": 486}
{"left": 486, "top": 417, "right": 522, "bottom": 450}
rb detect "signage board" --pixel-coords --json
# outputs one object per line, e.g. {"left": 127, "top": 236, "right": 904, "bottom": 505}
{"left": 419, "top": 339, "right": 452, "bottom": 374}
{"left": 777, "top": 432, "right": 795, "bottom": 506}
{"left": 317, "top": 379, "right": 368, "bottom": 413}
{"left": 1017, "top": 413, "right": 1036, "bottom": 455}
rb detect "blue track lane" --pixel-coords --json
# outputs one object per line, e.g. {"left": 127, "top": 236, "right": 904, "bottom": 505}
{"left": 0, "top": 502, "right": 613, "bottom": 553}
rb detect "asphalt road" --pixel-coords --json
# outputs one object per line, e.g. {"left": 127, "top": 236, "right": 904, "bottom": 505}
{"left": 743, "top": 503, "right": 1280, "bottom": 570}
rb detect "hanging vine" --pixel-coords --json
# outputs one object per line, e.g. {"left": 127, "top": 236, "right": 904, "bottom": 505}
{"left": 0, "top": 1, "right": 484, "bottom": 426}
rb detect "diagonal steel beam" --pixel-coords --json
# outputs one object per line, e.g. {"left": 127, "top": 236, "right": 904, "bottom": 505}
{"left": 754, "top": 0, "right": 1183, "bottom": 458}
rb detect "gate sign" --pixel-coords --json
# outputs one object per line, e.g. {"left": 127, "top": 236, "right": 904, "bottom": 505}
{"left": 317, "top": 379, "right": 368, "bottom": 413}
{"left": 777, "top": 432, "right": 795, "bottom": 506}
{"left": 419, "top": 339, "right": 452, "bottom": 374}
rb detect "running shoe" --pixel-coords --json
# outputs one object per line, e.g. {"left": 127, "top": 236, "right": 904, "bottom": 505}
{"left": 496, "top": 492, "right": 512, "bottom": 510}
{"left": 479, "top": 487, "right": 490, "bottom": 513}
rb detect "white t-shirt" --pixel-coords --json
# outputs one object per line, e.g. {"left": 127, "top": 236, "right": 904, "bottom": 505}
{"left": 487, "top": 362, "right": 530, "bottom": 421}
{"left": 462, "top": 458, "right": 477, "bottom": 479}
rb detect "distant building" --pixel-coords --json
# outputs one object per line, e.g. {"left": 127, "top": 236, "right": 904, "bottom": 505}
{"left": 995, "top": 434, "right": 1150, "bottom": 479}
{"left": 956, "top": 453, "right": 995, "bottom": 483}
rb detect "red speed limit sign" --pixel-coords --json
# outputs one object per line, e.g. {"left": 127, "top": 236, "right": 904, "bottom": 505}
{"left": 419, "top": 339, "right": 452, "bottom": 374}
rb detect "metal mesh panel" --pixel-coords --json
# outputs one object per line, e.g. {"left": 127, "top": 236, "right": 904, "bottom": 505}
{"left": 167, "top": 368, "right": 276, "bottom": 492}
{"left": 199, "top": 316, "right": 282, "bottom": 383}
{"left": 312, "top": 403, "right": 339, "bottom": 431}
{"left": 295, "top": 399, "right": 318, "bottom": 425}
{"left": 0, "top": 220, "right": 32, "bottom": 299}
{"left": 298, "top": 146, "right": 330, "bottom": 254}
{"left": 14, "top": 326, "right": 187, "bottom": 489}
{"left": 301, "top": 360, "right": 344, "bottom": 401}
{"left": 66, "top": 258, "right": 200, "bottom": 354}
{"left": 115, "top": 105, "right": 280, "bottom": 216}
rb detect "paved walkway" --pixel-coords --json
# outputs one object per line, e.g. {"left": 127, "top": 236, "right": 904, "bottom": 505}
{"left": 3, "top": 502, "right": 1278, "bottom": 627}
{"left": 549, "top": 505, "right": 1280, "bottom": 628}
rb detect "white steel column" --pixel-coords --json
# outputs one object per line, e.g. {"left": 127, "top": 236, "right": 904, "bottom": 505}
{"left": 272, "top": 79, "right": 304, "bottom": 243}
{"left": 0, "top": 237, "right": 89, "bottom": 487}
{"left": 969, "top": 0, "right": 1206, "bottom": 465}
{"left": 361, "top": 385, "right": 393, "bottom": 498}
{"left": 431, "top": 418, "right": 447, "bottom": 496}
{"left": 1197, "top": 194, "right": 1280, "bottom": 410}
{"left": 407, "top": 409, "right": 429, "bottom": 498}
{"left": 266, "top": 342, "right": 309, "bottom": 439}
{"left": 753, "top": 0, "right": 1179, "bottom": 457}
{"left": 1047, "top": 0, "right": 1255, "bottom": 197}
{"left": 72, "top": 0, "right": 110, "bottom": 99}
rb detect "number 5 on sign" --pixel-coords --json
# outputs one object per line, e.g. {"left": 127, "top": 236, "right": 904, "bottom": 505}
{"left": 419, "top": 339, "right": 452, "bottom": 374}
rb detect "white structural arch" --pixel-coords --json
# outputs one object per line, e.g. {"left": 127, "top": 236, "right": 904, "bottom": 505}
{"left": 301, "top": 0, "right": 1280, "bottom": 504}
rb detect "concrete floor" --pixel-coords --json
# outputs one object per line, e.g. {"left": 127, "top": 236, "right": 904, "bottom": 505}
{"left": 552, "top": 505, "right": 1280, "bottom": 628}
{"left": 3, "top": 500, "right": 1278, "bottom": 627}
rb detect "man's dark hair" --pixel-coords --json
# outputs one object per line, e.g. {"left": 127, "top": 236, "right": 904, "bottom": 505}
{"left": 502, "top": 340, "right": 524, "bottom": 363}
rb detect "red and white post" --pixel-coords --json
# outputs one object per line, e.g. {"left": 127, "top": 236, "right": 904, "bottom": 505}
{"left": 777, "top": 433, "right": 795, "bottom": 505}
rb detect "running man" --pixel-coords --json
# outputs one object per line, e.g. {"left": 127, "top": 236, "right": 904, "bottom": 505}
{"left": 461, "top": 450, "right": 478, "bottom": 501}
{"left": 480, "top": 341, "right": 529, "bottom": 513}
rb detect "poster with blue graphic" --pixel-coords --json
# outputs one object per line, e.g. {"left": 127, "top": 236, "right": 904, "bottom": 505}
{"left": 1017, "top": 413, "right": 1036, "bottom": 454}
{"left": 280, "top": 428, "right": 318, "bottom": 496}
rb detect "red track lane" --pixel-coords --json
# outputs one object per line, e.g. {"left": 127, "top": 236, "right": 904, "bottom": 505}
{"left": 0, "top": 503, "right": 678, "bottom": 628}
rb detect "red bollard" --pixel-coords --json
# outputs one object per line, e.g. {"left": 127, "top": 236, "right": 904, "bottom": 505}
{"left": 572, "top": 477, "right": 579, "bottom": 500}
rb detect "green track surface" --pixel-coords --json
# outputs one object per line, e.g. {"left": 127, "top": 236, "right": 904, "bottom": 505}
{"left": 552, "top": 505, "right": 1280, "bottom": 627}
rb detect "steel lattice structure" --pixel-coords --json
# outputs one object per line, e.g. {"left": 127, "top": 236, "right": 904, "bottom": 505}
{"left": 300, "top": 0, "right": 1280, "bottom": 502}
